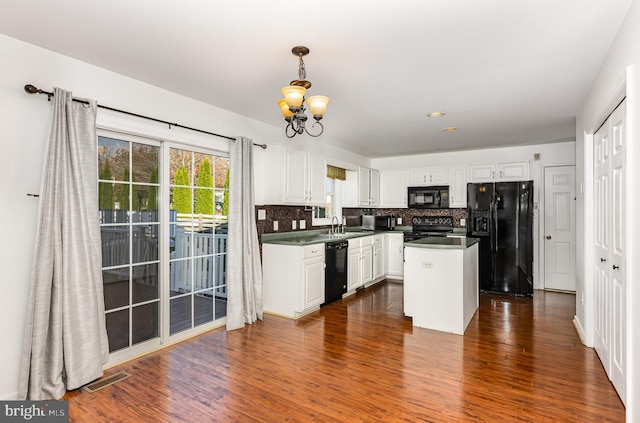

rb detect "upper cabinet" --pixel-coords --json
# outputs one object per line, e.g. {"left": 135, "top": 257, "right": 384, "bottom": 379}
{"left": 380, "top": 170, "right": 408, "bottom": 208}
{"left": 409, "top": 167, "right": 449, "bottom": 186}
{"left": 357, "top": 167, "right": 380, "bottom": 207}
{"left": 283, "top": 146, "right": 326, "bottom": 206}
{"left": 449, "top": 165, "right": 467, "bottom": 208}
{"left": 468, "top": 161, "right": 529, "bottom": 183}
{"left": 498, "top": 161, "right": 529, "bottom": 181}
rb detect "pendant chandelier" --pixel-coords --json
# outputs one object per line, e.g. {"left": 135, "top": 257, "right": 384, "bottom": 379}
{"left": 277, "top": 46, "right": 330, "bottom": 138}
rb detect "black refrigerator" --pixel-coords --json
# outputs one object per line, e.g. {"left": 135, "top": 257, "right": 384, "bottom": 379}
{"left": 467, "top": 181, "right": 534, "bottom": 296}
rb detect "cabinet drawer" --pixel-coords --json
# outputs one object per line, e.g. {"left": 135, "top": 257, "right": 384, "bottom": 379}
{"left": 360, "top": 236, "right": 374, "bottom": 247}
{"left": 303, "top": 244, "right": 324, "bottom": 259}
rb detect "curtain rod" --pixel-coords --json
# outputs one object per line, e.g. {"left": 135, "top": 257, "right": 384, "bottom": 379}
{"left": 24, "top": 84, "right": 268, "bottom": 149}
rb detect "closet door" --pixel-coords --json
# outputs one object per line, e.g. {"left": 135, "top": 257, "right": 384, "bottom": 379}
{"left": 593, "top": 117, "right": 611, "bottom": 377}
{"left": 609, "top": 101, "right": 626, "bottom": 404}
{"left": 593, "top": 99, "right": 626, "bottom": 405}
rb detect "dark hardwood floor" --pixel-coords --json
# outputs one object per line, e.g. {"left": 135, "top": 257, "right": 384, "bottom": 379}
{"left": 65, "top": 280, "right": 624, "bottom": 422}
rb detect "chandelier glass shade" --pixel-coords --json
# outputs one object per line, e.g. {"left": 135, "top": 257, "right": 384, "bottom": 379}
{"left": 278, "top": 46, "right": 330, "bottom": 138}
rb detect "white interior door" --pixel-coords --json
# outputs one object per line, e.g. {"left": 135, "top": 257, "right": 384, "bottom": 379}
{"left": 609, "top": 100, "right": 626, "bottom": 404}
{"left": 592, "top": 99, "right": 627, "bottom": 405}
{"left": 543, "top": 165, "right": 576, "bottom": 291}
{"left": 593, "top": 111, "right": 611, "bottom": 378}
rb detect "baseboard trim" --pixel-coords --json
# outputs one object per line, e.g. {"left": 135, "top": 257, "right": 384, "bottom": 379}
{"left": 573, "top": 316, "right": 588, "bottom": 346}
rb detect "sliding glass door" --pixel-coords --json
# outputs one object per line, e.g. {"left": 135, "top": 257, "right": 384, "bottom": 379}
{"left": 98, "top": 132, "right": 228, "bottom": 360}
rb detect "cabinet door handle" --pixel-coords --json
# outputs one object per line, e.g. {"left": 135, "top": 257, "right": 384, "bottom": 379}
{"left": 613, "top": 265, "right": 619, "bottom": 270}
{"left": 600, "top": 257, "right": 606, "bottom": 263}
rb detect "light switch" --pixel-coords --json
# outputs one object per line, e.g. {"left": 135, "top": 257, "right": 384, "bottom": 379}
{"left": 273, "top": 221, "right": 278, "bottom": 231}
{"left": 258, "top": 209, "right": 266, "bottom": 220}
{"left": 292, "top": 220, "right": 297, "bottom": 230}
{"left": 299, "top": 220, "right": 306, "bottom": 229}
{"left": 397, "top": 218, "right": 403, "bottom": 225}
{"left": 460, "top": 218, "right": 466, "bottom": 226}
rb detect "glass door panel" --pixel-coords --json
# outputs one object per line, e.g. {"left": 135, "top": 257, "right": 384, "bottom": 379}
{"left": 169, "top": 148, "right": 228, "bottom": 335}
{"left": 99, "top": 135, "right": 160, "bottom": 354}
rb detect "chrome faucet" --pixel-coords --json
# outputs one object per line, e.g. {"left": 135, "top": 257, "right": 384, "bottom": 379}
{"left": 331, "top": 215, "right": 339, "bottom": 234}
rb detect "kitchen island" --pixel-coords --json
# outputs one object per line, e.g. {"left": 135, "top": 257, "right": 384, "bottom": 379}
{"left": 403, "top": 237, "right": 480, "bottom": 335}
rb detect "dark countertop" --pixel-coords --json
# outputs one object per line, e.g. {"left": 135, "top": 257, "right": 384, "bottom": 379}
{"left": 404, "top": 236, "right": 479, "bottom": 250}
{"left": 261, "top": 228, "right": 404, "bottom": 246}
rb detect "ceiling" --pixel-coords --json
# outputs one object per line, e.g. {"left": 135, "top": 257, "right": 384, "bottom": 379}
{"left": 0, "top": 0, "right": 632, "bottom": 157}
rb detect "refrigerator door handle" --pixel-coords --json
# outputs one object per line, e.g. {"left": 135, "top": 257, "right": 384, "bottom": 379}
{"left": 491, "top": 200, "right": 498, "bottom": 253}
{"left": 515, "top": 194, "right": 520, "bottom": 249}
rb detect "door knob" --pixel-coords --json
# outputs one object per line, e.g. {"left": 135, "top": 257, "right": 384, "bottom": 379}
{"left": 546, "top": 235, "right": 552, "bottom": 240}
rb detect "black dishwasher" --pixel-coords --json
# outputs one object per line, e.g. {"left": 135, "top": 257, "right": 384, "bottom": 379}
{"left": 323, "top": 240, "right": 348, "bottom": 306}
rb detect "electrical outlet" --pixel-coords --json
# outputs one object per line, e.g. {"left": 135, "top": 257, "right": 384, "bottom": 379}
{"left": 292, "top": 220, "right": 297, "bottom": 230}
{"left": 460, "top": 218, "right": 466, "bottom": 226}
{"left": 299, "top": 220, "right": 306, "bottom": 229}
{"left": 273, "top": 221, "right": 278, "bottom": 231}
{"left": 397, "top": 218, "right": 403, "bottom": 225}
{"left": 257, "top": 209, "right": 266, "bottom": 220}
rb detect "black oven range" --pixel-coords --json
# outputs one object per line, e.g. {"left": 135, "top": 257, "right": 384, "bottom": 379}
{"left": 404, "top": 216, "right": 454, "bottom": 241}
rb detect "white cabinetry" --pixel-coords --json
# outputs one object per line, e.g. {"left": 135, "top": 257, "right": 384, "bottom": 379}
{"left": 449, "top": 165, "right": 467, "bottom": 208}
{"left": 410, "top": 167, "right": 449, "bottom": 185}
{"left": 358, "top": 167, "right": 380, "bottom": 207}
{"left": 262, "top": 243, "right": 325, "bottom": 318}
{"left": 347, "top": 238, "right": 364, "bottom": 291}
{"left": 380, "top": 170, "right": 408, "bottom": 208}
{"left": 283, "top": 147, "right": 326, "bottom": 205}
{"left": 373, "top": 234, "right": 385, "bottom": 280}
{"left": 468, "top": 162, "right": 529, "bottom": 183}
{"left": 386, "top": 233, "right": 404, "bottom": 278}
{"left": 468, "top": 164, "right": 495, "bottom": 182}
{"left": 347, "top": 235, "right": 385, "bottom": 293}
{"left": 497, "top": 162, "right": 529, "bottom": 181}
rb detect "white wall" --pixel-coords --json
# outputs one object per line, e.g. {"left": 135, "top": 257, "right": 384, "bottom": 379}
{"left": 575, "top": 0, "right": 640, "bottom": 419}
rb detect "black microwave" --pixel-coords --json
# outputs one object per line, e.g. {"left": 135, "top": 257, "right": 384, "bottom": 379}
{"left": 407, "top": 186, "right": 449, "bottom": 208}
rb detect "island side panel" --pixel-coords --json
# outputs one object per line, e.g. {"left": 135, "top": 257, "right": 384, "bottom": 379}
{"left": 462, "top": 243, "right": 480, "bottom": 330}
{"left": 403, "top": 246, "right": 464, "bottom": 334}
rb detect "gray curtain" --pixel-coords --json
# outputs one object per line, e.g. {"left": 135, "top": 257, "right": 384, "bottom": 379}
{"left": 19, "top": 88, "right": 109, "bottom": 400}
{"left": 226, "top": 137, "right": 263, "bottom": 330}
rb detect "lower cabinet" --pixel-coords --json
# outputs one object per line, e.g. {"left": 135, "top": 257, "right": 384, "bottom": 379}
{"left": 386, "top": 233, "right": 404, "bottom": 278}
{"left": 347, "top": 235, "right": 385, "bottom": 293}
{"left": 373, "top": 234, "right": 385, "bottom": 279}
{"left": 263, "top": 243, "right": 325, "bottom": 318}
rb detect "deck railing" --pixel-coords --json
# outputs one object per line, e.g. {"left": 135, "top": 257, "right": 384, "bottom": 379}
{"left": 100, "top": 210, "right": 228, "bottom": 298}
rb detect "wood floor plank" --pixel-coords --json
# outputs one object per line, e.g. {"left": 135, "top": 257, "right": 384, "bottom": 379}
{"left": 65, "top": 280, "right": 624, "bottom": 422}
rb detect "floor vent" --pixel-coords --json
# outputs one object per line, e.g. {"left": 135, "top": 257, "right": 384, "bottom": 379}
{"left": 83, "top": 371, "right": 131, "bottom": 393}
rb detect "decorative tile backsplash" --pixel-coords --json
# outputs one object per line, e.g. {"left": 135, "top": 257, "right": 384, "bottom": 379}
{"left": 255, "top": 205, "right": 468, "bottom": 241}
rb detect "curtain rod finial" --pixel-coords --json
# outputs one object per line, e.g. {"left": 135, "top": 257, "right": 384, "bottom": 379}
{"left": 25, "top": 84, "right": 40, "bottom": 94}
